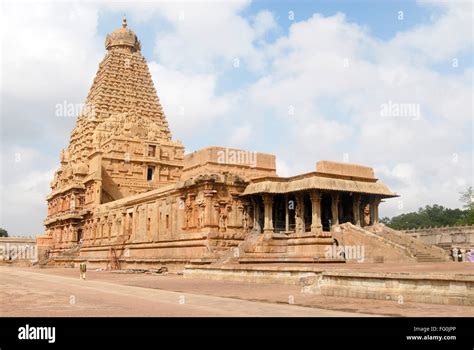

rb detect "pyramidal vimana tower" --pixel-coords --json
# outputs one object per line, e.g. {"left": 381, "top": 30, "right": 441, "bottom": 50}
{"left": 38, "top": 18, "right": 414, "bottom": 270}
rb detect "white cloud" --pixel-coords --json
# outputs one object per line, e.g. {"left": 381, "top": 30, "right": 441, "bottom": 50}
{"left": 228, "top": 124, "right": 252, "bottom": 146}
{"left": 236, "top": 3, "right": 472, "bottom": 217}
{"left": 148, "top": 62, "right": 234, "bottom": 139}
{"left": 152, "top": 1, "right": 269, "bottom": 72}
{"left": 383, "top": 0, "right": 473, "bottom": 65}
{"left": 0, "top": 147, "right": 56, "bottom": 236}
{"left": 1, "top": 1, "right": 102, "bottom": 100}
{"left": 276, "top": 159, "right": 292, "bottom": 177}
{"left": 252, "top": 10, "right": 278, "bottom": 39}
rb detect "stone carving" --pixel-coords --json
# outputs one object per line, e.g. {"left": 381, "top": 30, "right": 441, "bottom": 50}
{"left": 218, "top": 207, "right": 228, "bottom": 232}
{"left": 242, "top": 208, "right": 249, "bottom": 231}
{"left": 197, "top": 205, "right": 205, "bottom": 228}
{"left": 364, "top": 204, "right": 371, "bottom": 226}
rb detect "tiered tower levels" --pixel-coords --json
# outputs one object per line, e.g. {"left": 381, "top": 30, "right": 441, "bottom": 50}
{"left": 46, "top": 17, "right": 184, "bottom": 226}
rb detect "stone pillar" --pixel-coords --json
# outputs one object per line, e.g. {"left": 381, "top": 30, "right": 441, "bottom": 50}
{"left": 92, "top": 219, "right": 98, "bottom": 244}
{"left": 353, "top": 193, "right": 361, "bottom": 226}
{"left": 331, "top": 193, "right": 340, "bottom": 228}
{"left": 230, "top": 194, "right": 240, "bottom": 228}
{"left": 295, "top": 193, "right": 305, "bottom": 235}
{"left": 72, "top": 225, "right": 78, "bottom": 243}
{"left": 197, "top": 203, "right": 205, "bottom": 231}
{"left": 203, "top": 190, "right": 217, "bottom": 228}
{"left": 370, "top": 197, "right": 381, "bottom": 225}
{"left": 114, "top": 214, "right": 120, "bottom": 238}
{"left": 310, "top": 191, "right": 322, "bottom": 235}
{"left": 285, "top": 195, "right": 290, "bottom": 232}
{"left": 262, "top": 194, "right": 274, "bottom": 238}
{"left": 138, "top": 204, "right": 148, "bottom": 242}
{"left": 179, "top": 195, "right": 186, "bottom": 230}
{"left": 132, "top": 205, "right": 139, "bottom": 241}
{"left": 70, "top": 193, "right": 76, "bottom": 210}
{"left": 121, "top": 212, "right": 126, "bottom": 236}
{"left": 188, "top": 193, "right": 196, "bottom": 228}
{"left": 58, "top": 226, "right": 64, "bottom": 245}
{"left": 214, "top": 203, "right": 221, "bottom": 231}
{"left": 252, "top": 198, "right": 261, "bottom": 234}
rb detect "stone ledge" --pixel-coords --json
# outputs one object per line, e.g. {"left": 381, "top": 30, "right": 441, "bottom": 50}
{"left": 322, "top": 271, "right": 474, "bottom": 282}
{"left": 238, "top": 256, "right": 345, "bottom": 264}
{"left": 183, "top": 264, "right": 474, "bottom": 305}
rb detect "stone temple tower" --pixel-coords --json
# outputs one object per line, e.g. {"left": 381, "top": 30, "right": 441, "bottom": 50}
{"left": 44, "top": 17, "right": 184, "bottom": 241}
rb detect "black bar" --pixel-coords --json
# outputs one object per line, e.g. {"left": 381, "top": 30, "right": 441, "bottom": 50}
{"left": 0, "top": 317, "right": 472, "bottom": 347}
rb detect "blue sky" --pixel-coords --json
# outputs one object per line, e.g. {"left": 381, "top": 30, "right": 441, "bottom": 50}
{"left": 1, "top": 0, "right": 472, "bottom": 236}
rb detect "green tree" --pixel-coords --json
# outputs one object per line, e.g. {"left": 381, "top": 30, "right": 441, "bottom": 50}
{"left": 455, "top": 187, "right": 474, "bottom": 225}
{"left": 383, "top": 187, "right": 474, "bottom": 229}
{"left": 459, "top": 186, "right": 474, "bottom": 210}
{"left": 385, "top": 205, "right": 466, "bottom": 230}
{"left": 0, "top": 228, "right": 8, "bottom": 237}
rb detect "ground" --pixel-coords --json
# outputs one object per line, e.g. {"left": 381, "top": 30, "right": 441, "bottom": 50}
{"left": 1, "top": 265, "right": 474, "bottom": 317}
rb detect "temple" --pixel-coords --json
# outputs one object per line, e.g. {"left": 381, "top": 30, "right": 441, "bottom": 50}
{"left": 38, "top": 18, "right": 434, "bottom": 270}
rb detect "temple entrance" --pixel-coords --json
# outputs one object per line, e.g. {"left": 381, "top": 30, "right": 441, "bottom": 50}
{"left": 339, "top": 193, "right": 354, "bottom": 224}
{"left": 321, "top": 194, "right": 332, "bottom": 231}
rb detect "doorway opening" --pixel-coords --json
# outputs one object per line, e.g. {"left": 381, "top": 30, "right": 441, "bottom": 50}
{"left": 339, "top": 193, "right": 354, "bottom": 224}
{"left": 321, "top": 194, "right": 332, "bottom": 231}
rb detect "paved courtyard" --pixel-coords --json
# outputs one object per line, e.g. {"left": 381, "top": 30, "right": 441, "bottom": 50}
{"left": 1, "top": 266, "right": 474, "bottom": 317}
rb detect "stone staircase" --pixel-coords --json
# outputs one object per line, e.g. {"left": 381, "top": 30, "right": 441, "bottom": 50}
{"left": 369, "top": 224, "right": 450, "bottom": 262}
{"left": 437, "top": 242, "right": 453, "bottom": 252}
{"left": 238, "top": 233, "right": 342, "bottom": 264}
{"left": 59, "top": 242, "right": 83, "bottom": 257}
{"left": 414, "top": 252, "right": 445, "bottom": 262}
{"left": 211, "top": 232, "right": 261, "bottom": 265}
{"left": 237, "top": 233, "right": 289, "bottom": 263}
{"left": 45, "top": 242, "right": 84, "bottom": 266}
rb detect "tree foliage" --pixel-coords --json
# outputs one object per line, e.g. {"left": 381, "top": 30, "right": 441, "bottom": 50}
{"left": 0, "top": 228, "right": 8, "bottom": 237}
{"left": 382, "top": 187, "right": 474, "bottom": 230}
{"left": 459, "top": 186, "right": 474, "bottom": 211}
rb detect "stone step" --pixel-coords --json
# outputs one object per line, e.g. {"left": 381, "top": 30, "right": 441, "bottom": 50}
{"left": 416, "top": 257, "right": 445, "bottom": 262}
{"left": 415, "top": 254, "right": 443, "bottom": 258}
{"left": 252, "top": 246, "right": 288, "bottom": 254}
{"left": 239, "top": 255, "right": 345, "bottom": 264}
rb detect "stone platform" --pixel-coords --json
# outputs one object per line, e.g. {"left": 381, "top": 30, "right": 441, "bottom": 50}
{"left": 184, "top": 262, "right": 474, "bottom": 306}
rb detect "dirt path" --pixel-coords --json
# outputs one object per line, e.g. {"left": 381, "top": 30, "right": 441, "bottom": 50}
{"left": 3, "top": 266, "right": 474, "bottom": 317}
{"left": 0, "top": 267, "right": 374, "bottom": 317}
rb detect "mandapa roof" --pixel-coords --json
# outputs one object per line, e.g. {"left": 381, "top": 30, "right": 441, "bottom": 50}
{"left": 242, "top": 172, "right": 398, "bottom": 198}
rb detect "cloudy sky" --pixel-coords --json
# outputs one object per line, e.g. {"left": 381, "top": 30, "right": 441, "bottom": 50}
{"left": 0, "top": 0, "right": 472, "bottom": 236}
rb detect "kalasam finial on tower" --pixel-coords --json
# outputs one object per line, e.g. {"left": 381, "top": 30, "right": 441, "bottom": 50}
{"left": 104, "top": 15, "right": 141, "bottom": 52}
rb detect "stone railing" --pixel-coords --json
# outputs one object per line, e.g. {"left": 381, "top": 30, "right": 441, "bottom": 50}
{"left": 402, "top": 224, "right": 474, "bottom": 249}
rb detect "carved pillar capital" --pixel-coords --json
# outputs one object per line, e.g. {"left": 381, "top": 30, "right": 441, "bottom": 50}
{"left": 309, "top": 191, "right": 322, "bottom": 202}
